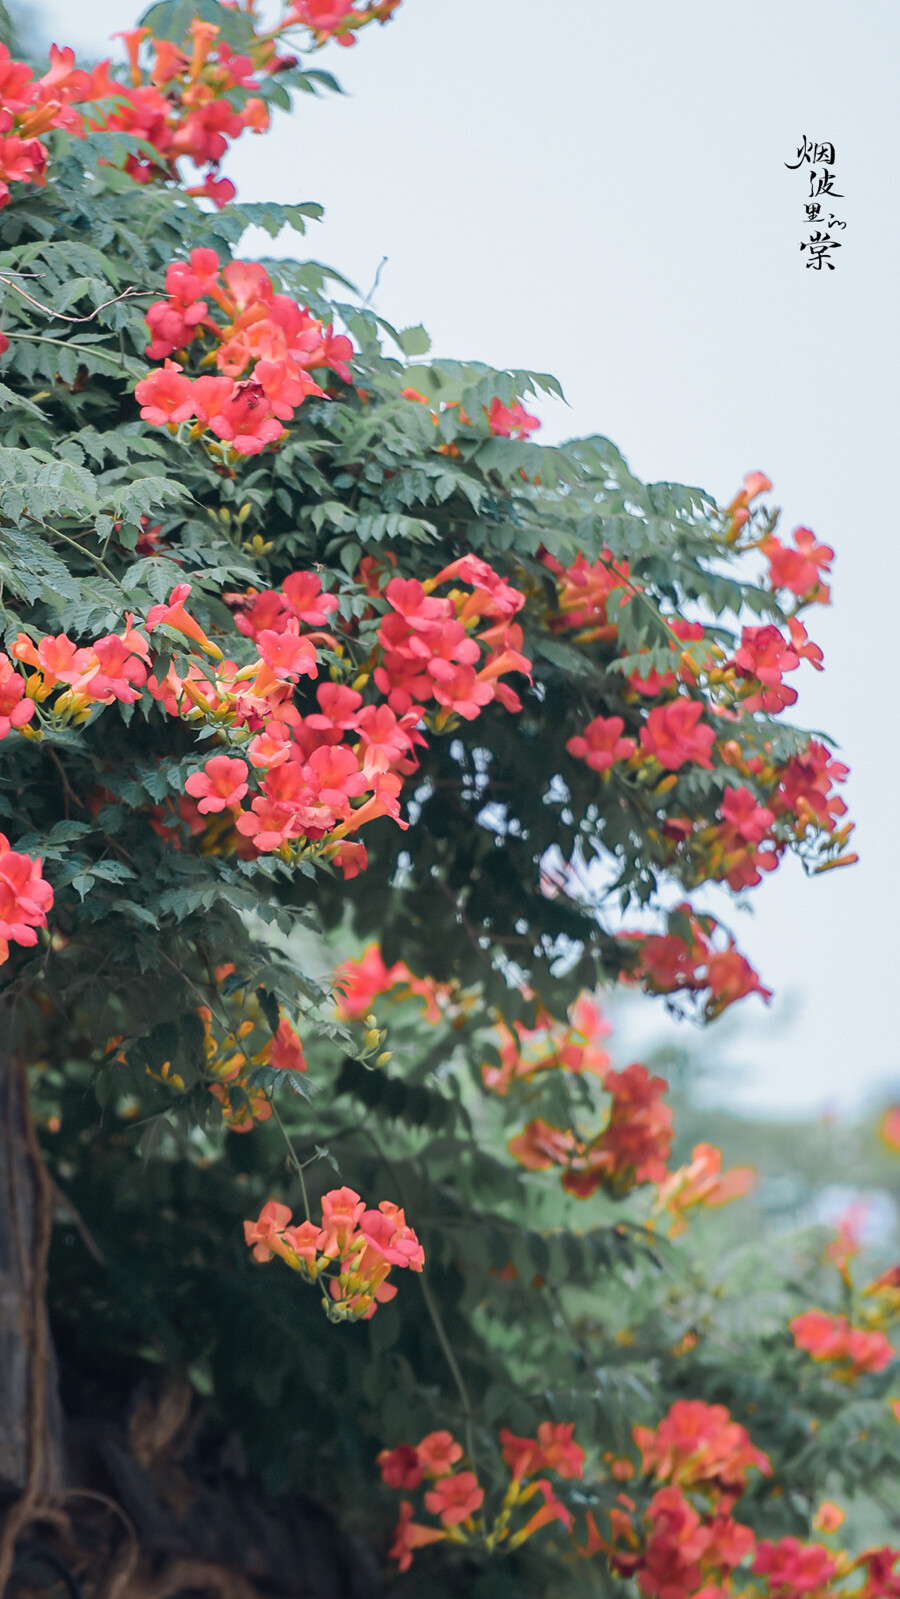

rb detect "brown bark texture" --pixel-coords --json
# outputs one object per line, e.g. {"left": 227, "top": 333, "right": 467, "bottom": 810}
{"left": 0, "top": 1046, "right": 65, "bottom": 1592}
{"left": 0, "top": 1052, "right": 382, "bottom": 1599}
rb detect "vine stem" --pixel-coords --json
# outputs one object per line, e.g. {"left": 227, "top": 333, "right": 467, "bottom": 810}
{"left": 268, "top": 1094, "right": 311, "bottom": 1222}
{"left": 418, "top": 1269, "right": 477, "bottom": 1471}
{"left": 355, "top": 1123, "right": 478, "bottom": 1466}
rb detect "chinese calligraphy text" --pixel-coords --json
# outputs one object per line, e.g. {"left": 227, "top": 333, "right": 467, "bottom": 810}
{"left": 785, "top": 136, "right": 846, "bottom": 270}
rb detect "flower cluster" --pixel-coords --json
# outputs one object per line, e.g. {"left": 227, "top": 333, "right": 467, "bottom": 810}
{"left": 787, "top": 1207, "right": 900, "bottom": 1384}
{"left": 99, "top": 19, "right": 277, "bottom": 206}
{"left": 332, "top": 942, "right": 455, "bottom": 1025}
{"left": 8, "top": 618, "right": 150, "bottom": 723}
{"left": 379, "top": 1422, "right": 584, "bottom": 1571}
{"left": 761, "top": 523, "right": 833, "bottom": 606}
{"left": 541, "top": 547, "right": 632, "bottom": 643}
{"left": 0, "top": 6, "right": 403, "bottom": 214}
{"left": 621, "top": 906, "right": 774, "bottom": 1021}
{"left": 481, "top": 990, "right": 612, "bottom": 1095}
{"left": 0, "top": 547, "right": 531, "bottom": 954}
{"left": 790, "top": 1309, "right": 895, "bottom": 1380}
{"left": 144, "top": 575, "right": 413, "bottom": 861}
{"left": 373, "top": 559, "right": 530, "bottom": 725}
{"left": 0, "top": 41, "right": 117, "bottom": 208}
{"left": 508, "top": 1062, "right": 673, "bottom": 1199}
{"left": 282, "top": 1, "right": 403, "bottom": 48}
{"left": 583, "top": 1400, "right": 768, "bottom": 1596}
{"left": 632, "top": 1400, "right": 771, "bottom": 1508}
{"left": 105, "top": 963, "right": 306, "bottom": 1131}
{"left": 579, "top": 1398, "right": 900, "bottom": 1599}
{"left": 553, "top": 474, "right": 854, "bottom": 1030}
{"left": 245, "top": 1188, "right": 423, "bottom": 1321}
{"left": 486, "top": 981, "right": 753, "bottom": 1222}
{"left": 136, "top": 252, "right": 353, "bottom": 455}
{"left": 0, "top": 833, "right": 53, "bottom": 967}
{"left": 200, "top": 975, "right": 306, "bottom": 1132}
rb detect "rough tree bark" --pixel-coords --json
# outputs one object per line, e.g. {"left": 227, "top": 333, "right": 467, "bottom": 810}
{"left": 0, "top": 1054, "right": 382, "bottom": 1598}
{"left": 0, "top": 1047, "right": 65, "bottom": 1589}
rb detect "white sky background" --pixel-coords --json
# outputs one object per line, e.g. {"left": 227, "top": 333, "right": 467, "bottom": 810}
{"left": 30, "top": 0, "right": 900, "bottom": 1115}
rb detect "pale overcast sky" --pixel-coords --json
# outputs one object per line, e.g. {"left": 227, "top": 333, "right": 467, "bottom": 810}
{"left": 31, "top": 0, "right": 900, "bottom": 1115}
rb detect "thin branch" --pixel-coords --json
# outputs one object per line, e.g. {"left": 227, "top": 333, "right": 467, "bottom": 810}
{"left": 24, "top": 514, "right": 126, "bottom": 592}
{"left": 269, "top": 1094, "right": 311, "bottom": 1222}
{"left": 0, "top": 275, "right": 157, "bottom": 324}
{"left": 361, "top": 255, "right": 387, "bottom": 309}
{"left": 49, "top": 1178, "right": 106, "bottom": 1267}
{"left": 418, "top": 1268, "right": 477, "bottom": 1470}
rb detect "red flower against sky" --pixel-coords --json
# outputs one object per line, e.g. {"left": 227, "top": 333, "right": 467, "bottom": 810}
{"left": 762, "top": 524, "right": 833, "bottom": 603}
{"left": 486, "top": 396, "right": 540, "bottom": 438}
{"left": 732, "top": 624, "right": 802, "bottom": 714}
{"left": 774, "top": 739, "right": 849, "bottom": 832}
{"left": 623, "top": 911, "right": 773, "bottom": 1019}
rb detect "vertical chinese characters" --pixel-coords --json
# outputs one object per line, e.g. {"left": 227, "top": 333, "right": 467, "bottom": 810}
{"left": 785, "top": 136, "right": 846, "bottom": 270}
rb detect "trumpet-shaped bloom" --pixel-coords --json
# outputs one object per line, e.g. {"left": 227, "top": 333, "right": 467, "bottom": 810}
{"left": 388, "top": 1502, "right": 446, "bottom": 1573}
{"left": 0, "top": 834, "right": 53, "bottom": 963}
{"left": 567, "top": 714, "right": 636, "bottom": 774}
{"left": 184, "top": 755, "right": 249, "bottom": 814}
{"left": 424, "top": 1470, "right": 484, "bottom": 1527}
{"left": 134, "top": 359, "right": 196, "bottom": 425}
{"left": 0, "top": 654, "right": 34, "bottom": 737}
{"left": 639, "top": 700, "right": 715, "bottom": 771}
